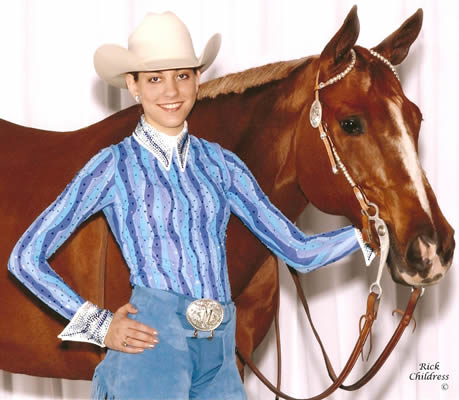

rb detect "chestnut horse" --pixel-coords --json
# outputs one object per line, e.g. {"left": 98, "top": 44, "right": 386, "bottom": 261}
{"left": 0, "top": 6, "right": 454, "bottom": 387}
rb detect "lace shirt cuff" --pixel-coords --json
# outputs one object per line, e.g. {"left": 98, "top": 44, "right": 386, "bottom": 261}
{"left": 354, "top": 228, "right": 376, "bottom": 266}
{"left": 57, "top": 301, "right": 113, "bottom": 347}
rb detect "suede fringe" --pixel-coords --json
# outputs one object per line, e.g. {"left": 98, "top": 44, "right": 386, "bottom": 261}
{"left": 91, "top": 374, "right": 115, "bottom": 400}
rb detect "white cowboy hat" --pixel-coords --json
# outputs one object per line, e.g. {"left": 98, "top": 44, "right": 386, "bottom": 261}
{"left": 94, "top": 11, "right": 221, "bottom": 88}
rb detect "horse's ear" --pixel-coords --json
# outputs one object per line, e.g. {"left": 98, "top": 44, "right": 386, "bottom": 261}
{"left": 320, "top": 5, "right": 360, "bottom": 66}
{"left": 372, "top": 9, "right": 423, "bottom": 66}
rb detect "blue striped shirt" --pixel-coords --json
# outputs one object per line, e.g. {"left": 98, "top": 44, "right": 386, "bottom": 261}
{"left": 8, "top": 117, "right": 360, "bottom": 320}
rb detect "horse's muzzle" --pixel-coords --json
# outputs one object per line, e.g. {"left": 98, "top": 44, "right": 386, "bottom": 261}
{"left": 388, "top": 230, "right": 455, "bottom": 287}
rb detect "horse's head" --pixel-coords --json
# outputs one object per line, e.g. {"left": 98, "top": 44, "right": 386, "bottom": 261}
{"left": 296, "top": 6, "right": 454, "bottom": 288}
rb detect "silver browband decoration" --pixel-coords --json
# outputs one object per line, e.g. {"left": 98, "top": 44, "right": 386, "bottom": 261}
{"left": 186, "top": 299, "right": 224, "bottom": 340}
{"left": 318, "top": 48, "right": 357, "bottom": 90}
{"left": 311, "top": 49, "right": 399, "bottom": 129}
{"left": 309, "top": 48, "right": 400, "bottom": 182}
{"left": 310, "top": 49, "right": 357, "bottom": 130}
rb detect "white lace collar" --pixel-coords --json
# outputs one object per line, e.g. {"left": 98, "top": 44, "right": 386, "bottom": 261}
{"left": 133, "top": 115, "right": 190, "bottom": 172}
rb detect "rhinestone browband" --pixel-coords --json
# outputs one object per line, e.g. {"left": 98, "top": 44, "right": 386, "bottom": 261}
{"left": 314, "top": 48, "right": 399, "bottom": 93}
{"left": 369, "top": 49, "right": 400, "bottom": 81}
{"left": 317, "top": 48, "right": 357, "bottom": 90}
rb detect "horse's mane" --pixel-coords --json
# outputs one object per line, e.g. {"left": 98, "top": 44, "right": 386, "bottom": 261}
{"left": 198, "top": 56, "right": 313, "bottom": 100}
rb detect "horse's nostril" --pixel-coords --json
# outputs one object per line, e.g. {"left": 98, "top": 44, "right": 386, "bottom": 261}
{"left": 406, "top": 234, "right": 437, "bottom": 274}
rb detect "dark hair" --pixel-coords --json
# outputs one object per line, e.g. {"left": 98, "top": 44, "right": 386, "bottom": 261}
{"left": 128, "top": 69, "right": 198, "bottom": 82}
{"left": 129, "top": 72, "right": 139, "bottom": 82}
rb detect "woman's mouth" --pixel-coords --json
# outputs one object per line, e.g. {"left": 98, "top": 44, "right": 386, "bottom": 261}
{"left": 158, "top": 102, "right": 182, "bottom": 112}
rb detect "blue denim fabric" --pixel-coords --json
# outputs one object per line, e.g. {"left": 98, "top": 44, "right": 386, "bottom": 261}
{"left": 91, "top": 287, "right": 246, "bottom": 400}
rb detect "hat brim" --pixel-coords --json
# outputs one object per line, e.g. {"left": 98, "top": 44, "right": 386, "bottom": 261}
{"left": 94, "top": 33, "right": 221, "bottom": 89}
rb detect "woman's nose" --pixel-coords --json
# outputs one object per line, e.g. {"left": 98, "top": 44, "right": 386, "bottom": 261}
{"left": 164, "top": 79, "right": 179, "bottom": 97}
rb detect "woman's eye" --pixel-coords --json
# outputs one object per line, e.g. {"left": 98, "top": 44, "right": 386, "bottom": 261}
{"left": 340, "top": 117, "right": 364, "bottom": 135}
{"left": 150, "top": 76, "right": 161, "bottom": 83}
{"left": 178, "top": 73, "right": 189, "bottom": 80}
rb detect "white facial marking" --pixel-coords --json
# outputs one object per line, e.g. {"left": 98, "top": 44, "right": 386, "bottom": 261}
{"left": 360, "top": 76, "right": 371, "bottom": 93}
{"left": 387, "top": 100, "right": 433, "bottom": 221}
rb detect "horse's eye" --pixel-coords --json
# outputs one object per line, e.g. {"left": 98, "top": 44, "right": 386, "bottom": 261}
{"left": 340, "top": 117, "right": 364, "bottom": 135}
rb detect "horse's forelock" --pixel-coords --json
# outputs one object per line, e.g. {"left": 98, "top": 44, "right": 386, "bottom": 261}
{"left": 198, "top": 57, "right": 313, "bottom": 100}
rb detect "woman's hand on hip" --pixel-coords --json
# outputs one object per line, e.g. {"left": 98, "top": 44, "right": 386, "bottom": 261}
{"left": 104, "top": 303, "right": 159, "bottom": 353}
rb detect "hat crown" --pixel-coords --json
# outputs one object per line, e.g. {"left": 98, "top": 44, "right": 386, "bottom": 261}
{"left": 94, "top": 11, "right": 221, "bottom": 88}
{"left": 128, "top": 12, "right": 198, "bottom": 64}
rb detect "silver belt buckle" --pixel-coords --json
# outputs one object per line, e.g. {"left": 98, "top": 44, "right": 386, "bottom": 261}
{"left": 186, "top": 299, "right": 224, "bottom": 340}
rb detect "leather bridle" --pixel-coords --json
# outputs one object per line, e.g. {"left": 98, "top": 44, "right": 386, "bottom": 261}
{"left": 311, "top": 48, "right": 381, "bottom": 253}
{"left": 236, "top": 48, "right": 424, "bottom": 399}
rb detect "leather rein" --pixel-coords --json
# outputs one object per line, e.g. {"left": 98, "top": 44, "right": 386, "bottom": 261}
{"left": 236, "top": 48, "right": 424, "bottom": 399}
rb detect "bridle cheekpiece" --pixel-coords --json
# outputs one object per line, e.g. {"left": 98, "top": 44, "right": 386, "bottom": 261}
{"left": 309, "top": 47, "right": 403, "bottom": 298}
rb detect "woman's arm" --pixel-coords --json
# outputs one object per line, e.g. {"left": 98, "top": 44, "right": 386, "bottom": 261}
{"left": 8, "top": 147, "right": 117, "bottom": 345}
{"left": 223, "top": 148, "right": 372, "bottom": 273}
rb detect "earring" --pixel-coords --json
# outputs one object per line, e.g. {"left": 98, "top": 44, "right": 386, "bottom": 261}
{"left": 135, "top": 95, "right": 140, "bottom": 103}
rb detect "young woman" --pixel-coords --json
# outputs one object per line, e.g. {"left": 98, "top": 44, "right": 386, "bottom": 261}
{"left": 8, "top": 11, "right": 372, "bottom": 400}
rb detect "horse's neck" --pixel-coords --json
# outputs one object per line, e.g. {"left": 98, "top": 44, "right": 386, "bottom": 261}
{"left": 189, "top": 63, "right": 314, "bottom": 221}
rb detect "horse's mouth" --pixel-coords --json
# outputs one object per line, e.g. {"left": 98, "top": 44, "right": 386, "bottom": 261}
{"left": 386, "top": 238, "right": 453, "bottom": 288}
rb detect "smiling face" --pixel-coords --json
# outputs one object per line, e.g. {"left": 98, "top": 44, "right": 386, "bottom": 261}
{"left": 126, "top": 68, "right": 200, "bottom": 135}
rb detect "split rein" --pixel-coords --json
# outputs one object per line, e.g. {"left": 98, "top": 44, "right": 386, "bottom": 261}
{"left": 236, "top": 49, "right": 424, "bottom": 399}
